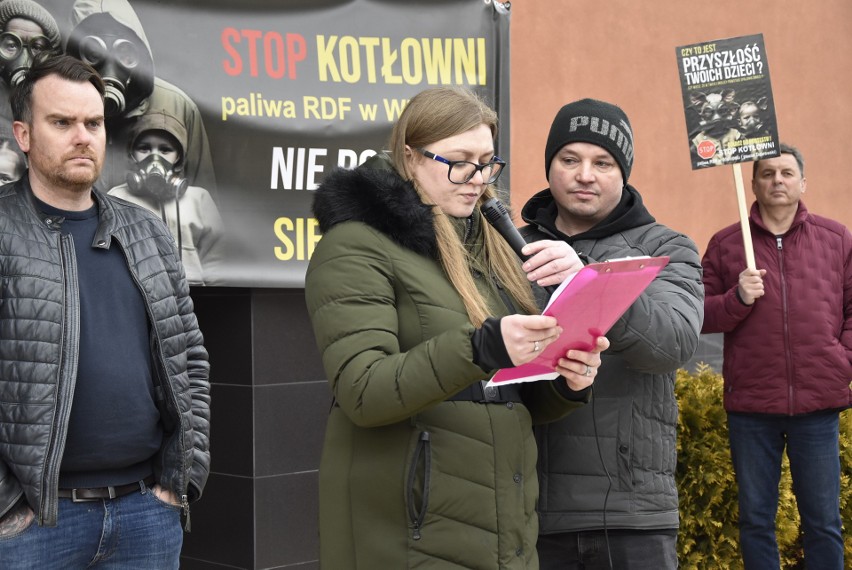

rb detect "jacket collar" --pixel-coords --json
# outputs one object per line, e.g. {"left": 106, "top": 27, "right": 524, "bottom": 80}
{"left": 520, "top": 184, "right": 655, "bottom": 243}
{"left": 312, "top": 154, "right": 439, "bottom": 258}
{"left": 749, "top": 200, "right": 809, "bottom": 236}
{"left": 12, "top": 172, "right": 118, "bottom": 249}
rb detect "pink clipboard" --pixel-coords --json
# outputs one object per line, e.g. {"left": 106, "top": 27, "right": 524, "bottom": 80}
{"left": 487, "top": 256, "right": 670, "bottom": 386}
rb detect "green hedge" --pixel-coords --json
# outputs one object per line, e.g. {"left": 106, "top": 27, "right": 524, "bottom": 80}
{"left": 676, "top": 365, "right": 852, "bottom": 569}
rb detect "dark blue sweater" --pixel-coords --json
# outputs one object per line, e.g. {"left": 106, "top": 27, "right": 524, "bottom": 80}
{"left": 38, "top": 197, "right": 161, "bottom": 489}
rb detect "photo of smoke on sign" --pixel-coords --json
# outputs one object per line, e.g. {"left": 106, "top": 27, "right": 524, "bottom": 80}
{"left": 675, "top": 33, "right": 780, "bottom": 170}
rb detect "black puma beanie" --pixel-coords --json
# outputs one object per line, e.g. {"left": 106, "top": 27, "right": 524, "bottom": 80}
{"left": 544, "top": 98, "right": 634, "bottom": 184}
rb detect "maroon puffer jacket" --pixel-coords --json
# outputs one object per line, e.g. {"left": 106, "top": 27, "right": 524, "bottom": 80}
{"left": 702, "top": 201, "right": 852, "bottom": 415}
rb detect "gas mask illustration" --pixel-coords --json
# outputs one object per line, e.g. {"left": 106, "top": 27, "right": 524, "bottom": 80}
{"left": 0, "top": 31, "right": 54, "bottom": 86}
{"left": 126, "top": 154, "right": 187, "bottom": 201}
{"left": 76, "top": 33, "right": 140, "bottom": 116}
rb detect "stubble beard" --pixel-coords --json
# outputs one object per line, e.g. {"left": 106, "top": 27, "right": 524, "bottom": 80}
{"left": 33, "top": 153, "right": 102, "bottom": 196}
{"left": 49, "top": 167, "right": 100, "bottom": 194}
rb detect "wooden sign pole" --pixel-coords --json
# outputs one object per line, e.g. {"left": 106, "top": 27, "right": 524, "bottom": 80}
{"left": 732, "top": 163, "right": 756, "bottom": 270}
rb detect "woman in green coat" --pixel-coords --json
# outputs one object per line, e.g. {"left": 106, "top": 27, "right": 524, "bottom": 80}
{"left": 305, "top": 87, "right": 608, "bottom": 569}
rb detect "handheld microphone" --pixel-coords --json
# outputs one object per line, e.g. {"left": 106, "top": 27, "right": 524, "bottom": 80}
{"left": 480, "top": 197, "right": 530, "bottom": 262}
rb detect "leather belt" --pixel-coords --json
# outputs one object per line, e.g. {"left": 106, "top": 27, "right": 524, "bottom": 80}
{"left": 58, "top": 475, "right": 155, "bottom": 502}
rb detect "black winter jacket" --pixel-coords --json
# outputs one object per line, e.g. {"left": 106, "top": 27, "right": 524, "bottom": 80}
{"left": 0, "top": 176, "right": 210, "bottom": 527}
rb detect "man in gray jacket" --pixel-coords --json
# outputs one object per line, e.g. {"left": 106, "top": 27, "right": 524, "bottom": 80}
{"left": 521, "top": 98, "right": 703, "bottom": 569}
{"left": 0, "top": 55, "right": 209, "bottom": 569}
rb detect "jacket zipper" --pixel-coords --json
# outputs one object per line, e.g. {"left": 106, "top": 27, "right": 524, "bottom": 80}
{"left": 113, "top": 235, "right": 192, "bottom": 528}
{"left": 40, "top": 233, "right": 81, "bottom": 526}
{"left": 777, "top": 236, "right": 794, "bottom": 414}
{"left": 406, "top": 431, "right": 431, "bottom": 540}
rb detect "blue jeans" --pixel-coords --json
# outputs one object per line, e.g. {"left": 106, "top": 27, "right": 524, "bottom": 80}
{"left": 537, "top": 530, "right": 678, "bottom": 569}
{"left": 0, "top": 481, "right": 183, "bottom": 569}
{"left": 728, "top": 411, "right": 844, "bottom": 570}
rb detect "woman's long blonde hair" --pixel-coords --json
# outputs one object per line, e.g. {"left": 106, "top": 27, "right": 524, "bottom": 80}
{"left": 388, "top": 87, "right": 538, "bottom": 326}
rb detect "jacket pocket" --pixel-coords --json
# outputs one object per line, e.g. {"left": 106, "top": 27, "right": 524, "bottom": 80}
{"left": 149, "top": 335, "right": 177, "bottom": 434}
{"left": 833, "top": 339, "right": 852, "bottom": 377}
{"left": 406, "top": 431, "right": 431, "bottom": 541}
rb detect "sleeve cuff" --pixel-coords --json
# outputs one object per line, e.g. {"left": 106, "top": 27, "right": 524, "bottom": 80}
{"left": 552, "top": 379, "right": 593, "bottom": 402}
{"left": 734, "top": 286, "right": 750, "bottom": 306}
{"left": 471, "top": 317, "right": 514, "bottom": 371}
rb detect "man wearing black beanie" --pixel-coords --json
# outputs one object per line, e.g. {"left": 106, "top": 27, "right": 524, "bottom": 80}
{"left": 521, "top": 98, "right": 704, "bottom": 569}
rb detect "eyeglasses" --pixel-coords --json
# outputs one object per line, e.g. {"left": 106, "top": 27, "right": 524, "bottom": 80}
{"left": 0, "top": 33, "right": 53, "bottom": 61}
{"left": 416, "top": 148, "right": 506, "bottom": 184}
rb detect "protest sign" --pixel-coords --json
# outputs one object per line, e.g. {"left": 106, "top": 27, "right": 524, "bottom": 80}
{"left": 676, "top": 34, "right": 779, "bottom": 170}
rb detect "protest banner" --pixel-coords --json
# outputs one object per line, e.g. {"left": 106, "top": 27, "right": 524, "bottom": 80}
{"left": 12, "top": 0, "right": 509, "bottom": 286}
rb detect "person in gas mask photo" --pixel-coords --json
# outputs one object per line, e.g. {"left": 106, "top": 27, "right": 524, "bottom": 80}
{"left": 109, "top": 110, "right": 224, "bottom": 286}
{"left": 0, "top": 0, "right": 62, "bottom": 132}
{"left": 65, "top": 0, "right": 217, "bottom": 195}
{"left": 0, "top": 136, "right": 26, "bottom": 185}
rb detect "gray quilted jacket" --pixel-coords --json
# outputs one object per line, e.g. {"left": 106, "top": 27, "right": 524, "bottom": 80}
{"left": 0, "top": 176, "right": 210, "bottom": 527}
{"left": 521, "top": 187, "right": 704, "bottom": 533}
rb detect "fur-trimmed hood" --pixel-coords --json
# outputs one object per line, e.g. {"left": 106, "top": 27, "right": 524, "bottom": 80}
{"left": 312, "top": 153, "right": 438, "bottom": 258}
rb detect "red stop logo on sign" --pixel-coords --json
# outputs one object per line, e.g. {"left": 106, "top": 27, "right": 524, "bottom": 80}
{"left": 696, "top": 140, "right": 717, "bottom": 160}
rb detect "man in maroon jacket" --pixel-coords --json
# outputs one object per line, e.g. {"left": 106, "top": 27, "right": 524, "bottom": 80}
{"left": 702, "top": 143, "right": 852, "bottom": 570}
